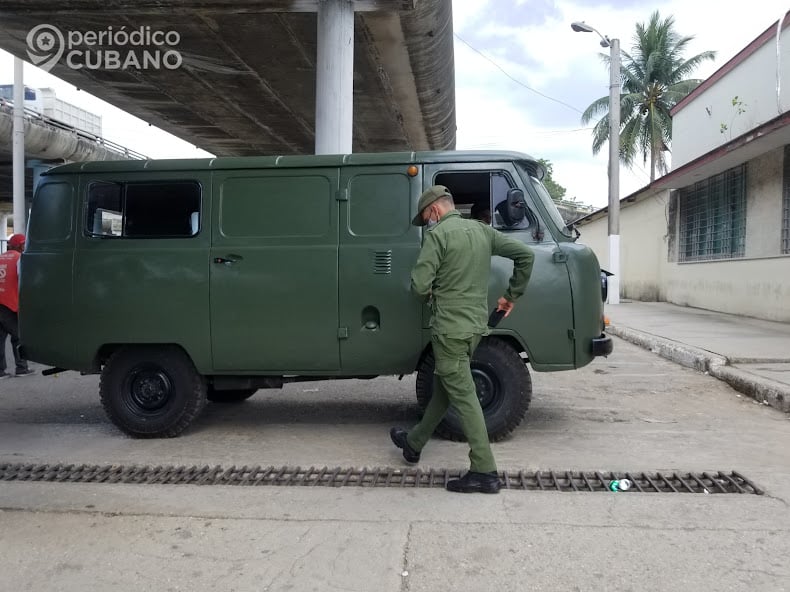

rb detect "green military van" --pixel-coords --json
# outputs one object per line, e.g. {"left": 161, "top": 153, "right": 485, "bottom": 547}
{"left": 20, "top": 150, "right": 612, "bottom": 439}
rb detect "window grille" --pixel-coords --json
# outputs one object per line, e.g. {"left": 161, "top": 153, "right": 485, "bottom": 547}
{"left": 678, "top": 165, "right": 746, "bottom": 262}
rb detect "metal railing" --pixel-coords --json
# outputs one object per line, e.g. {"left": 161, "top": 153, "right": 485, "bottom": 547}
{"left": 0, "top": 98, "right": 147, "bottom": 160}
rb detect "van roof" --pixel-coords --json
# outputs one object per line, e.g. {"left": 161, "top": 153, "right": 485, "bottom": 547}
{"left": 44, "top": 150, "right": 542, "bottom": 176}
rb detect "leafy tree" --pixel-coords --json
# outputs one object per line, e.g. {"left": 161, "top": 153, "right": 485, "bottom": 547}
{"left": 538, "top": 158, "right": 566, "bottom": 202}
{"left": 581, "top": 11, "right": 715, "bottom": 181}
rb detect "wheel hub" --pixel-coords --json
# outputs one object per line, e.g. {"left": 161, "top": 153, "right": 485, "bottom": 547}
{"left": 129, "top": 369, "right": 172, "bottom": 411}
{"left": 472, "top": 367, "right": 497, "bottom": 408}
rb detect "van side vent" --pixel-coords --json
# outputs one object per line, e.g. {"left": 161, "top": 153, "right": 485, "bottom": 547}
{"left": 374, "top": 250, "right": 393, "bottom": 274}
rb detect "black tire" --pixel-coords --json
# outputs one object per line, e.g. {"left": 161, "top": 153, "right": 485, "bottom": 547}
{"left": 100, "top": 345, "right": 207, "bottom": 438}
{"left": 207, "top": 387, "right": 257, "bottom": 403}
{"left": 415, "top": 337, "right": 532, "bottom": 442}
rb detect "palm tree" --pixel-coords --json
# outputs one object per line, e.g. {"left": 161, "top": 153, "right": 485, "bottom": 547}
{"left": 581, "top": 11, "right": 715, "bottom": 181}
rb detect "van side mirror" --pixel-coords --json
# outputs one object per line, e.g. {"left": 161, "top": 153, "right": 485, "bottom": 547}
{"left": 505, "top": 188, "right": 526, "bottom": 224}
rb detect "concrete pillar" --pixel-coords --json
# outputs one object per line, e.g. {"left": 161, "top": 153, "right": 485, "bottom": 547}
{"left": 315, "top": 0, "right": 354, "bottom": 155}
{"left": 607, "top": 38, "right": 621, "bottom": 304}
{"left": 13, "top": 58, "right": 26, "bottom": 234}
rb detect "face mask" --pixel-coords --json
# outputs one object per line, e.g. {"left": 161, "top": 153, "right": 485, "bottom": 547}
{"left": 425, "top": 207, "right": 439, "bottom": 228}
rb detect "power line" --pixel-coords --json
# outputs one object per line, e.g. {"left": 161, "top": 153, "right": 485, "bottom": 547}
{"left": 458, "top": 127, "right": 593, "bottom": 142}
{"left": 452, "top": 35, "right": 656, "bottom": 182}
{"left": 454, "top": 33, "right": 584, "bottom": 115}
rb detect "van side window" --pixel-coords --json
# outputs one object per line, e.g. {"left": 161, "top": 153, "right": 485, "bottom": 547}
{"left": 433, "top": 170, "right": 533, "bottom": 232}
{"left": 29, "top": 182, "right": 74, "bottom": 243}
{"left": 86, "top": 181, "right": 201, "bottom": 238}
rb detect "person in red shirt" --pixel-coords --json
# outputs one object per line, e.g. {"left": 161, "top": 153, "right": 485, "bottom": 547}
{"left": 0, "top": 234, "right": 32, "bottom": 378}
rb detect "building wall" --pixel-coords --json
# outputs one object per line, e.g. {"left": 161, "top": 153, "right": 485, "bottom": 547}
{"left": 673, "top": 29, "right": 790, "bottom": 168}
{"left": 663, "top": 257, "right": 790, "bottom": 321}
{"left": 578, "top": 20, "right": 790, "bottom": 322}
{"left": 577, "top": 148, "right": 790, "bottom": 322}
{"left": 576, "top": 219, "right": 607, "bottom": 266}
{"left": 576, "top": 187, "right": 670, "bottom": 301}
{"left": 745, "top": 148, "right": 785, "bottom": 257}
{"left": 664, "top": 146, "right": 790, "bottom": 321}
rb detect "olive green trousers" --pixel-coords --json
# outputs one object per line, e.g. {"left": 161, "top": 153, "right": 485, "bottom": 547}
{"left": 406, "top": 333, "right": 497, "bottom": 473}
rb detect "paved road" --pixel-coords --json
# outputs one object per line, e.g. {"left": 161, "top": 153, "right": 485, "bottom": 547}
{"left": 1, "top": 337, "right": 789, "bottom": 591}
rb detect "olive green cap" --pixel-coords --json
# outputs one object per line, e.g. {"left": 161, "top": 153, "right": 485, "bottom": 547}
{"left": 412, "top": 185, "right": 452, "bottom": 226}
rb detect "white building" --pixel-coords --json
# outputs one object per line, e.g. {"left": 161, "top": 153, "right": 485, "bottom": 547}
{"left": 576, "top": 16, "right": 790, "bottom": 322}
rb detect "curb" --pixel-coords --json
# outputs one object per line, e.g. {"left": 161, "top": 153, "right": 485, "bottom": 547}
{"left": 608, "top": 324, "right": 790, "bottom": 414}
{"left": 708, "top": 365, "right": 790, "bottom": 413}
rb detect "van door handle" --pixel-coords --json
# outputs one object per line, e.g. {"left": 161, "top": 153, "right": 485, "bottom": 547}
{"left": 214, "top": 255, "right": 243, "bottom": 265}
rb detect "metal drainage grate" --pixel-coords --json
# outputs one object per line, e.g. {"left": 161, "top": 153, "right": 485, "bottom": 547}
{"left": 0, "top": 463, "right": 763, "bottom": 494}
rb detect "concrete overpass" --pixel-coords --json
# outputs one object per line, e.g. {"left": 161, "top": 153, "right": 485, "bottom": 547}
{"left": 0, "top": 0, "right": 456, "bottom": 158}
{"left": 0, "top": 100, "right": 146, "bottom": 203}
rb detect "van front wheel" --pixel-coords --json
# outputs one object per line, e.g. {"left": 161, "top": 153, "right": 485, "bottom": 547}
{"left": 415, "top": 337, "right": 532, "bottom": 442}
{"left": 100, "top": 346, "right": 207, "bottom": 438}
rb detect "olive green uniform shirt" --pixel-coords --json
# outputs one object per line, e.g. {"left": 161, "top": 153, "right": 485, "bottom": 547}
{"left": 411, "top": 210, "right": 535, "bottom": 336}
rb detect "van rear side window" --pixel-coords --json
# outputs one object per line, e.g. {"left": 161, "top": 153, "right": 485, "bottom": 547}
{"left": 86, "top": 181, "right": 201, "bottom": 238}
{"left": 29, "top": 182, "right": 74, "bottom": 243}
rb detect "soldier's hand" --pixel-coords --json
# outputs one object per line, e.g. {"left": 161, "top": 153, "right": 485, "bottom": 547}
{"left": 496, "top": 297, "right": 514, "bottom": 317}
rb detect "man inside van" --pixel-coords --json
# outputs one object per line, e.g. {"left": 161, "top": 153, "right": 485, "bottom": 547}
{"left": 0, "top": 234, "right": 32, "bottom": 378}
{"left": 470, "top": 202, "right": 492, "bottom": 225}
{"left": 390, "top": 185, "right": 534, "bottom": 494}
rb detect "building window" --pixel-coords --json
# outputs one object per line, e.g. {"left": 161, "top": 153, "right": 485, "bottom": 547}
{"left": 783, "top": 146, "right": 790, "bottom": 254}
{"left": 86, "top": 181, "right": 201, "bottom": 238}
{"left": 678, "top": 165, "right": 746, "bottom": 262}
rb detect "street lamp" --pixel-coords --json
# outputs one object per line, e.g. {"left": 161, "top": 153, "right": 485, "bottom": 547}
{"left": 572, "top": 21, "right": 620, "bottom": 305}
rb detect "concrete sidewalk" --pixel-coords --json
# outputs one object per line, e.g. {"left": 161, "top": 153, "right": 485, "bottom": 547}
{"left": 606, "top": 301, "right": 790, "bottom": 413}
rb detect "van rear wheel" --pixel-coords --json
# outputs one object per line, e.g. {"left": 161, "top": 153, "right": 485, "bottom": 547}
{"left": 100, "top": 346, "right": 207, "bottom": 438}
{"left": 415, "top": 337, "right": 532, "bottom": 442}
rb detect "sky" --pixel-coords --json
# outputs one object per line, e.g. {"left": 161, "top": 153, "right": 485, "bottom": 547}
{"left": 452, "top": 0, "right": 790, "bottom": 207}
{"left": 1, "top": 0, "right": 790, "bottom": 208}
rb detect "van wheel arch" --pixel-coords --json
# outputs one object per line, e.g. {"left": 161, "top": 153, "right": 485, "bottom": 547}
{"left": 100, "top": 344, "right": 207, "bottom": 438}
{"left": 96, "top": 343, "right": 194, "bottom": 369}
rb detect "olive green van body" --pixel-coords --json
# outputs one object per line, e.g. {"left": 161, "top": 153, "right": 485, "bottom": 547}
{"left": 21, "top": 151, "right": 609, "bottom": 380}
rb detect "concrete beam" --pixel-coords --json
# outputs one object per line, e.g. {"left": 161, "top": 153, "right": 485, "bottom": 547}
{"left": 0, "top": 0, "right": 455, "bottom": 154}
{"left": 0, "top": 111, "right": 134, "bottom": 163}
{"left": 359, "top": 12, "right": 428, "bottom": 150}
{"left": 0, "top": 1, "right": 416, "bottom": 13}
{"left": 399, "top": 0, "right": 456, "bottom": 150}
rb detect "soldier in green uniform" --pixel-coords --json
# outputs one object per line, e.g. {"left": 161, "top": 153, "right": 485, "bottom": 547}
{"left": 390, "top": 185, "right": 535, "bottom": 494}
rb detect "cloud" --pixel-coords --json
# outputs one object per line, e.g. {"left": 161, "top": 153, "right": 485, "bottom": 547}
{"left": 453, "top": 0, "right": 790, "bottom": 208}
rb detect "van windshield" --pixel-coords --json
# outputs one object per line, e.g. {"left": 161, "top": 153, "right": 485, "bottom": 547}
{"left": 516, "top": 163, "right": 573, "bottom": 239}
